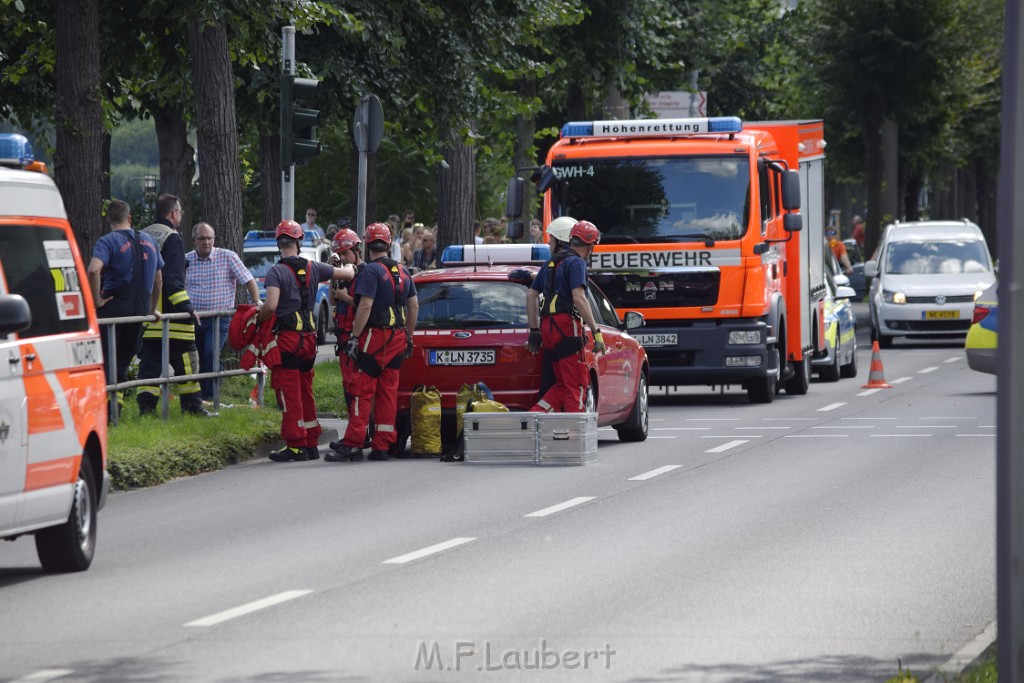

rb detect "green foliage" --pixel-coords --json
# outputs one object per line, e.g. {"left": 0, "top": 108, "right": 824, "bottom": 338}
{"left": 311, "top": 359, "right": 345, "bottom": 416}
{"left": 109, "top": 118, "right": 159, "bottom": 166}
{"left": 108, "top": 404, "right": 280, "bottom": 489}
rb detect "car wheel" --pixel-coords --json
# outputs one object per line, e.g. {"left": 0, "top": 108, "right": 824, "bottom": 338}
{"left": 819, "top": 344, "right": 841, "bottom": 382}
{"left": 584, "top": 380, "right": 597, "bottom": 414}
{"left": 616, "top": 373, "right": 649, "bottom": 442}
{"left": 316, "top": 302, "right": 328, "bottom": 346}
{"left": 840, "top": 337, "right": 859, "bottom": 378}
{"left": 35, "top": 456, "right": 96, "bottom": 573}
{"left": 877, "top": 332, "right": 894, "bottom": 349}
{"left": 747, "top": 340, "right": 779, "bottom": 403}
{"left": 785, "top": 354, "right": 810, "bottom": 395}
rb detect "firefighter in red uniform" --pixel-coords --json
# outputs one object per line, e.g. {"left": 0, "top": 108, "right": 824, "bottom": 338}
{"left": 527, "top": 220, "right": 606, "bottom": 413}
{"left": 328, "top": 223, "right": 418, "bottom": 462}
{"left": 325, "top": 228, "right": 372, "bottom": 449}
{"left": 257, "top": 220, "right": 354, "bottom": 462}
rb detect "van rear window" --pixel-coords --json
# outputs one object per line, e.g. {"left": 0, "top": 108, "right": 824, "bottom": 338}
{"left": 0, "top": 225, "right": 90, "bottom": 337}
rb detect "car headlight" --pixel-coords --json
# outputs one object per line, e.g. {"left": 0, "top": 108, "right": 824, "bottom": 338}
{"left": 882, "top": 290, "right": 906, "bottom": 304}
{"left": 974, "top": 289, "right": 984, "bottom": 301}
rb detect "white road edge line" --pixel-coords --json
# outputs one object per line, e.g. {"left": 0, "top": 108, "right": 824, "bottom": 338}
{"left": 11, "top": 671, "right": 74, "bottom": 683}
{"left": 382, "top": 537, "right": 477, "bottom": 565}
{"left": 185, "top": 590, "right": 313, "bottom": 627}
{"left": 525, "top": 497, "right": 596, "bottom": 518}
{"left": 629, "top": 465, "right": 683, "bottom": 481}
{"left": 818, "top": 402, "right": 846, "bottom": 412}
{"left": 923, "top": 620, "right": 996, "bottom": 683}
{"left": 706, "top": 440, "right": 747, "bottom": 453}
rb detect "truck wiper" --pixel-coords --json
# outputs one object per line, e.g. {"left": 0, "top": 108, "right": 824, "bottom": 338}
{"left": 674, "top": 233, "right": 716, "bottom": 247}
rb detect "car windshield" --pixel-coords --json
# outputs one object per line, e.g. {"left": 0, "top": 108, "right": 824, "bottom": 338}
{"left": 416, "top": 280, "right": 528, "bottom": 329}
{"left": 550, "top": 155, "right": 751, "bottom": 244}
{"left": 884, "top": 240, "right": 992, "bottom": 275}
{"left": 243, "top": 252, "right": 279, "bottom": 278}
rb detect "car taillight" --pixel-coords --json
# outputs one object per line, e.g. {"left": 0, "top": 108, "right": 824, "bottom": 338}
{"left": 972, "top": 306, "right": 991, "bottom": 325}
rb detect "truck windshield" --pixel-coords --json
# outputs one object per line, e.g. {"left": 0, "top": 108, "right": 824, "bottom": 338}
{"left": 550, "top": 155, "right": 750, "bottom": 243}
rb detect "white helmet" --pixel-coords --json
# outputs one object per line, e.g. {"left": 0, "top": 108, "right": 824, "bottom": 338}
{"left": 546, "top": 216, "right": 577, "bottom": 243}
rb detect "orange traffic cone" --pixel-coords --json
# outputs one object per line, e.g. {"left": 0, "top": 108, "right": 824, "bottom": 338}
{"left": 861, "top": 341, "right": 893, "bottom": 389}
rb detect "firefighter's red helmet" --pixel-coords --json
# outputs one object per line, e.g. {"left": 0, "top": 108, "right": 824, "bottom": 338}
{"left": 570, "top": 220, "right": 601, "bottom": 245}
{"left": 275, "top": 219, "right": 304, "bottom": 240}
{"left": 365, "top": 222, "right": 392, "bottom": 245}
{"left": 332, "top": 228, "right": 360, "bottom": 253}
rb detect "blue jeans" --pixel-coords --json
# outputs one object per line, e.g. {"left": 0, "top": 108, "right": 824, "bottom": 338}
{"left": 196, "top": 315, "right": 231, "bottom": 399}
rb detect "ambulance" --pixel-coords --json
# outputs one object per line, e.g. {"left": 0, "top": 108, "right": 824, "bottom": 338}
{"left": 0, "top": 133, "right": 109, "bottom": 572}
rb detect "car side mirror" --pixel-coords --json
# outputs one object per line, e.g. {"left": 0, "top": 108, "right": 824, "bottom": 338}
{"left": 864, "top": 261, "right": 879, "bottom": 278}
{"left": 623, "top": 310, "right": 645, "bottom": 330}
{"left": 0, "top": 294, "right": 31, "bottom": 335}
{"left": 836, "top": 285, "right": 856, "bottom": 299}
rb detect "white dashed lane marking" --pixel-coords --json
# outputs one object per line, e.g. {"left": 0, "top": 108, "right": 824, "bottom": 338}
{"left": 818, "top": 402, "right": 846, "bottom": 412}
{"left": 11, "top": 671, "right": 74, "bottom": 683}
{"left": 185, "top": 590, "right": 313, "bottom": 627}
{"left": 629, "top": 465, "right": 682, "bottom": 481}
{"left": 382, "top": 537, "right": 477, "bottom": 565}
{"left": 918, "top": 366, "right": 939, "bottom": 374}
{"left": 706, "top": 440, "right": 748, "bottom": 453}
{"left": 525, "top": 497, "right": 595, "bottom": 518}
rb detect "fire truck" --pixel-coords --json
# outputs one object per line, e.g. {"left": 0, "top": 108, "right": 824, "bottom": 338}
{"left": 521, "top": 117, "right": 826, "bottom": 403}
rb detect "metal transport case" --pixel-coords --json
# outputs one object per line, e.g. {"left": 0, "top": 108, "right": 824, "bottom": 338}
{"left": 536, "top": 412, "right": 598, "bottom": 465}
{"left": 463, "top": 413, "right": 538, "bottom": 464}
{"left": 463, "top": 412, "right": 598, "bottom": 465}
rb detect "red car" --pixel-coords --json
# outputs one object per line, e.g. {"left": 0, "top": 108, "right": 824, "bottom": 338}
{"left": 394, "top": 260, "right": 650, "bottom": 453}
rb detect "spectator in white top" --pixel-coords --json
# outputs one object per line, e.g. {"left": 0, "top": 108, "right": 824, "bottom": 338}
{"left": 185, "top": 222, "right": 261, "bottom": 399}
{"left": 301, "top": 208, "right": 320, "bottom": 234}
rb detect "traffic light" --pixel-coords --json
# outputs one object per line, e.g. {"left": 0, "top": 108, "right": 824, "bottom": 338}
{"left": 280, "top": 73, "right": 322, "bottom": 172}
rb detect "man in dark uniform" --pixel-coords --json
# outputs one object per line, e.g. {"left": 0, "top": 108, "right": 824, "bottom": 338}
{"left": 87, "top": 199, "right": 163, "bottom": 416}
{"left": 136, "top": 194, "right": 205, "bottom": 416}
{"left": 328, "top": 222, "right": 418, "bottom": 462}
{"left": 527, "top": 220, "right": 606, "bottom": 413}
{"left": 258, "top": 219, "right": 354, "bottom": 462}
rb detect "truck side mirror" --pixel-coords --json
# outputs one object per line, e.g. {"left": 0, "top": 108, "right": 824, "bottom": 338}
{"left": 505, "top": 221, "right": 524, "bottom": 240}
{"left": 781, "top": 170, "right": 801, "bottom": 210}
{"left": 783, "top": 213, "right": 802, "bottom": 232}
{"left": 534, "top": 165, "right": 557, "bottom": 193}
{"left": 505, "top": 177, "right": 525, "bottom": 219}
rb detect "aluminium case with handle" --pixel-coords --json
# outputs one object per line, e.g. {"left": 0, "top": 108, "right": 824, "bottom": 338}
{"left": 463, "top": 412, "right": 538, "bottom": 464}
{"left": 536, "top": 412, "right": 598, "bottom": 465}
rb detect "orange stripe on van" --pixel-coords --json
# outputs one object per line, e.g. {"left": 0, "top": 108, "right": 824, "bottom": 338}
{"left": 25, "top": 456, "right": 79, "bottom": 491}
{"left": 21, "top": 348, "right": 65, "bottom": 434}
{"left": 57, "top": 366, "right": 107, "bottom": 448}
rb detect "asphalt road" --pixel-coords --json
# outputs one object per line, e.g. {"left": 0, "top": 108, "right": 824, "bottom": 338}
{"left": 0, "top": 312, "right": 996, "bottom": 682}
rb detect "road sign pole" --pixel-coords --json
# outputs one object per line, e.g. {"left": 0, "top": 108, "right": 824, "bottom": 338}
{"left": 281, "top": 26, "right": 295, "bottom": 222}
{"left": 355, "top": 98, "right": 369, "bottom": 240}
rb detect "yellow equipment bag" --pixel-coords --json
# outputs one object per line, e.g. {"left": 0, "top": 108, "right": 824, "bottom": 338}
{"left": 456, "top": 382, "right": 492, "bottom": 436}
{"left": 410, "top": 385, "right": 443, "bottom": 455}
{"left": 466, "top": 398, "right": 509, "bottom": 414}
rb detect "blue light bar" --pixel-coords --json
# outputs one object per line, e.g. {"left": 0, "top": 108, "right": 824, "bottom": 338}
{"left": 561, "top": 117, "right": 743, "bottom": 139}
{"left": 440, "top": 244, "right": 551, "bottom": 266}
{"left": 0, "top": 133, "right": 35, "bottom": 167}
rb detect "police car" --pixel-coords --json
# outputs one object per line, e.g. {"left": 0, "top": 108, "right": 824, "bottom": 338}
{"left": 0, "top": 133, "right": 109, "bottom": 572}
{"left": 242, "top": 229, "right": 333, "bottom": 344}
{"left": 395, "top": 244, "right": 650, "bottom": 453}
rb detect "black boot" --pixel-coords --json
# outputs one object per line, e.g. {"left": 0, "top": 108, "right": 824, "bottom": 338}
{"left": 269, "top": 446, "right": 310, "bottom": 462}
{"left": 368, "top": 449, "right": 389, "bottom": 461}
{"left": 325, "top": 445, "right": 363, "bottom": 462}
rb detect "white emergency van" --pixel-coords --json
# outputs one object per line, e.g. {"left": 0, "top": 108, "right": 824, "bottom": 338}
{"left": 0, "top": 133, "right": 109, "bottom": 572}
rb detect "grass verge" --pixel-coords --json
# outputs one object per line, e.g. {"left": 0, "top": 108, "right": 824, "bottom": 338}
{"left": 884, "top": 642, "right": 996, "bottom": 682}
{"left": 108, "top": 360, "right": 345, "bottom": 490}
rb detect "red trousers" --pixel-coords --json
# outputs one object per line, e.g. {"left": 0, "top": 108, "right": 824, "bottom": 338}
{"left": 271, "top": 330, "right": 320, "bottom": 448}
{"left": 531, "top": 313, "right": 589, "bottom": 413}
{"left": 342, "top": 327, "right": 407, "bottom": 451}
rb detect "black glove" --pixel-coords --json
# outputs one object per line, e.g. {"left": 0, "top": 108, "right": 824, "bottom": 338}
{"left": 403, "top": 338, "right": 415, "bottom": 359}
{"left": 344, "top": 336, "right": 360, "bottom": 360}
{"left": 526, "top": 328, "right": 542, "bottom": 353}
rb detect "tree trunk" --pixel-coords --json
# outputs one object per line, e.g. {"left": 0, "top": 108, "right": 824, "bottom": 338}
{"left": 514, "top": 77, "right": 537, "bottom": 225}
{"left": 881, "top": 116, "right": 899, "bottom": 224}
{"left": 436, "top": 137, "right": 475, "bottom": 255}
{"left": 188, "top": 17, "right": 243, "bottom": 253}
{"left": 53, "top": 0, "right": 103, "bottom": 261}
{"left": 152, "top": 105, "right": 196, "bottom": 225}
{"left": 905, "top": 173, "right": 923, "bottom": 222}
{"left": 259, "top": 132, "right": 281, "bottom": 230}
{"left": 975, "top": 155, "right": 998, "bottom": 257}
{"left": 567, "top": 83, "right": 586, "bottom": 121}
{"left": 861, "top": 96, "right": 885, "bottom": 260}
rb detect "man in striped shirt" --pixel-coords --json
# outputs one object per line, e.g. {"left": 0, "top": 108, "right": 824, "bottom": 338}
{"left": 185, "top": 222, "right": 261, "bottom": 400}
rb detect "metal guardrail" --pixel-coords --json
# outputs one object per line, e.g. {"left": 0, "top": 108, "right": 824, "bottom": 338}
{"left": 100, "top": 309, "right": 266, "bottom": 426}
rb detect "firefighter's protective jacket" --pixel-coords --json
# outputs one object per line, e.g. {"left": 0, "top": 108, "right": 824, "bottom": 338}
{"left": 142, "top": 220, "right": 195, "bottom": 342}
